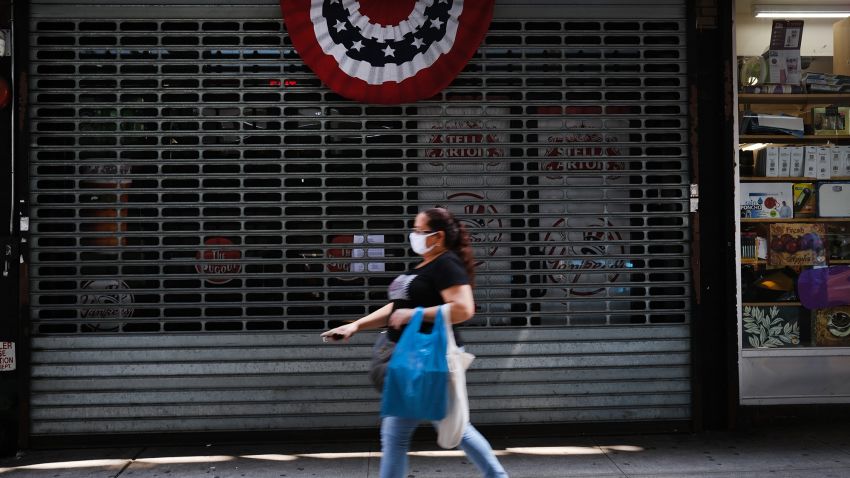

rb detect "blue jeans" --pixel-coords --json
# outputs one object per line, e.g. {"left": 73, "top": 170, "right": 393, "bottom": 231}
{"left": 379, "top": 416, "right": 509, "bottom": 478}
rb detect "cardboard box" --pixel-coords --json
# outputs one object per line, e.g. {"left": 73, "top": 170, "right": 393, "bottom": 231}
{"left": 768, "top": 223, "right": 826, "bottom": 266}
{"left": 792, "top": 182, "right": 816, "bottom": 217}
{"left": 766, "top": 20, "right": 804, "bottom": 85}
{"left": 812, "top": 106, "right": 850, "bottom": 136}
{"left": 835, "top": 18, "right": 850, "bottom": 76}
{"left": 804, "top": 72, "right": 850, "bottom": 93}
{"left": 832, "top": 148, "right": 844, "bottom": 178}
{"left": 758, "top": 147, "right": 780, "bottom": 177}
{"left": 817, "top": 146, "right": 831, "bottom": 179}
{"left": 789, "top": 146, "right": 805, "bottom": 177}
{"left": 778, "top": 147, "right": 791, "bottom": 176}
{"left": 836, "top": 146, "right": 850, "bottom": 178}
{"left": 740, "top": 182, "right": 794, "bottom": 218}
{"left": 803, "top": 146, "right": 818, "bottom": 178}
{"left": 767, "top": 50, "right": 801, "bottom": 85}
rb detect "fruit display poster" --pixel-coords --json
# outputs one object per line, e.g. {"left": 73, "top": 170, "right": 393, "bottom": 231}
{"left": 768, "top": 223, "right": 826, "bottom": 266}
{"left": 740, "top": 182, "right": 794, "bottom": 219}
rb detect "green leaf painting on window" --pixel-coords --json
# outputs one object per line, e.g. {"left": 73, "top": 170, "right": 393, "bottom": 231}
{"left": 743, "top": 305, "right": 801, "bottom": 348}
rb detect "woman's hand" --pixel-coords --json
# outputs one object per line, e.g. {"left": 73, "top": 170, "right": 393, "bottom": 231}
{"left": 388, "top": 308, "right": 414, "bottom": 329}
{"left": 320, "top": 322, "right": 358, "bottom": 343}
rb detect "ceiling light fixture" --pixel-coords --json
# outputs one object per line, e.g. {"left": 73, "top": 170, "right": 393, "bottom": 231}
{"left": 753, "top": 4, "right": 850, "bottom": 18}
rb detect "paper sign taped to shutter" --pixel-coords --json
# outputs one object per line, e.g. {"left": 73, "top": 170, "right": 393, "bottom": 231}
{"left": 0, "top": 342, "right": 15, "bottom": 371}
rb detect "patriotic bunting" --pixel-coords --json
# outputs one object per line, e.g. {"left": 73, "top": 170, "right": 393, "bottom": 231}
{"left": 281, "top": 0, "right": 494, "bottom": 104}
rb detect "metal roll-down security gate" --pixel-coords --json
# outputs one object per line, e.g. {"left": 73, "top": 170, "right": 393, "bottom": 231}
{"left": 26, "top": 0, "right": 691, "bottom": 437}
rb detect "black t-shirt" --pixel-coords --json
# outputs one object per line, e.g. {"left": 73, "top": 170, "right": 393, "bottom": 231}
{"left": 387, "top": 251, "right": 468, "bottom": 345}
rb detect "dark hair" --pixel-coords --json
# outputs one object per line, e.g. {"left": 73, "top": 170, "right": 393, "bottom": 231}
{"left": 421, "top": 207, "right": 475, "bottom": 287}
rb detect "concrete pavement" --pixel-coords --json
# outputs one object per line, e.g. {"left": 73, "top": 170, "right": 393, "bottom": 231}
{"left": 1, "top": 422, "right": 849, "bottom": 477}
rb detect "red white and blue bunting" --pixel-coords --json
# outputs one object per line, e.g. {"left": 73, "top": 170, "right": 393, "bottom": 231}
{"left": 281, "top": 0, "right": 494, "bottom": 104}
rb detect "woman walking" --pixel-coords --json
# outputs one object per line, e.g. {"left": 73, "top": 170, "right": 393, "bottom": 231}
{"left": 321, "top": 207, "right": 509, "bottom": 478}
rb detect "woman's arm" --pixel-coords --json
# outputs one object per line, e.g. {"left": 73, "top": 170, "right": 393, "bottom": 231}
{"left": 321, "top": 302, "right": 394, "bottom": 342}
{"left": 387, "top": 284, "right": 475, "bottom": 328}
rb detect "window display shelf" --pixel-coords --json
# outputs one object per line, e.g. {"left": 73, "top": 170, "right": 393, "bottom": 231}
{"left": 741, "top": 259, "right": 850, "bottom": 265}
{"left": 735, "top": 28, "right": 850, "bottom": 402}
{"left": 740, "top": 134, "right": 850, "bottom": 142}
{"left": 739, "top": 93, "right": 850, "bottom": 105}
{"left": 742, "top": 347, "right": 850, "bottom": 358}
{"left": 743, "top": 302, "right": 801, "bottom": 307}
{"left": 741, "top": 217, "right": 850, "bottom": 223}
{"left": 741, "top": 176, "right": 850, "bottom": 181}
{"left": 737, "top": 92, "right": 850, "bottom": 369}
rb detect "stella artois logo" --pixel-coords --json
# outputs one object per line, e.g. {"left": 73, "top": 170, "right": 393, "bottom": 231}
{"left": 80, "top": 280, "right": 133, "bottom": 331}
{"left": 445, "top": 192, "right": 502, "bottom": 266}
{"left": 425, "top": 119, "right": 505, "bottom": 159}
{"left": 542, "top": 218, "right": 627, "bottom": 297}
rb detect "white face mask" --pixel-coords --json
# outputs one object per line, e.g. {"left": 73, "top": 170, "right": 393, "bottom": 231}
{"left": 409, "top": 231, "right": 437, "bottom": 255}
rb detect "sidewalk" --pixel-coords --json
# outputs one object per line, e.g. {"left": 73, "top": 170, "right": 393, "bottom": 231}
{"left": 1, "top": 423, "right": 849, "bottom": 477}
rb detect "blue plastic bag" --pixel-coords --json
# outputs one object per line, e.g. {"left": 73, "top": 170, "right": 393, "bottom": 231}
{"left": 380, "top": 307, "right": 449, "bottom": 420}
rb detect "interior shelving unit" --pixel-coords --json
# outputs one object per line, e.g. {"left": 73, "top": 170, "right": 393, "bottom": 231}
{"left": 737, "top": 93, "right": 850, "bottom": 404}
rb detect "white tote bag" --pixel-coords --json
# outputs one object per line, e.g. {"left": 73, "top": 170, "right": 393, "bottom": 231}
{"left": 436, "top": 303, "right": 475, "bottom": 449}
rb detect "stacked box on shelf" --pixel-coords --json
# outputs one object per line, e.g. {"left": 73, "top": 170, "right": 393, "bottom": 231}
{"left": 812, "top": 105, "right": 850, "bottom": 135}
{"left": 804, "top": 72, "right": 850, "bottom": 93}
{"left": 739, "top": 182, "right": 794, "bottom": 218}
{"left": 756, "top": 145, "right": 849, "bottom": 178}
{"left": 818, "top": 182, "right": 850, "bottom": 217}
{"left": 792, "top": 182, "right": 816, "bottom": 217}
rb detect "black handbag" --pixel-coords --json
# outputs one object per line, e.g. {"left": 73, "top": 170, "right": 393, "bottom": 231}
{"left": 368, "top": 331, "right": 395, "bottom": 392}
